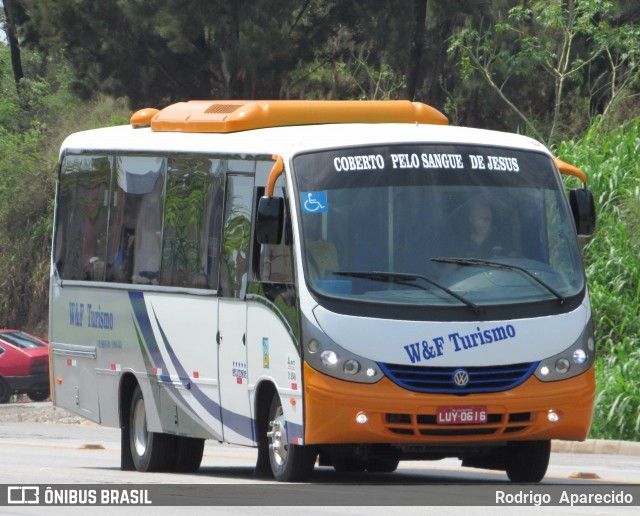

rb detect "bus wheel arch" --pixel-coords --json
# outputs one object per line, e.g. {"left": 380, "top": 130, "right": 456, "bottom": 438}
{"left": 119, "top": 376, "right": 173, "bottom": 472}
{"left": 253, "top": 380, "right": 277, "bottom": 477}
{"left": 254, "top": 380, "right": 317, "bottom": 481}
{"left": 118, "top": 373, "right": 138, "bottom": 471}
{"left": 127, "top": 384, "right": 174, "bottom": 471}
{"left": 266, "top": 390, "right": 317, "bottom": 481}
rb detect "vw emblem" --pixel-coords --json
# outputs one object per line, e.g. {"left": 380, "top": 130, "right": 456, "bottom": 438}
{"left": 452, "top": 369, "right": 470, "bottom": 387}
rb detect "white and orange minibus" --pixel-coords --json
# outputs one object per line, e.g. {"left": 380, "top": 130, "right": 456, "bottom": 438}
{"left": 49, "top": 100, "right": 596, "bottom": 482}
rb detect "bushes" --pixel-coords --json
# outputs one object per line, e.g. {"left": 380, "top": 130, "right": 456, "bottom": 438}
{"left": 0, "top": 126, "right": 51, "bottom": 332}
{"left": 557, "top": 119, "right": 640, "bottom": 440}
{"left": 591, "top": 341, "right": 640, "bottom": 440}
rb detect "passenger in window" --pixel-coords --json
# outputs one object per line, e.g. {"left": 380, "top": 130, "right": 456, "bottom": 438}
{"left": 465, "top": 197, "right": 499, "bottom": 257}
{"left": 113, "top": 228, "right": 135, "bottom": 282}
{"left": 454, "top": 196, "right": 520, "bottom": 259}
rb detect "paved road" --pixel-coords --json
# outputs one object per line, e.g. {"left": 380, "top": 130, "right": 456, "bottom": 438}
{"left": 2, "top": 402, "right": 640, "bottom": 484}
{"left": 1, "top": 403, "right": 639, "bottom": 514}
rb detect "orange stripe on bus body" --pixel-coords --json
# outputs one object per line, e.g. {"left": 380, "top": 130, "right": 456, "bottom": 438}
{"left": 303, "top": 362, "right": 594, "bottom": 445}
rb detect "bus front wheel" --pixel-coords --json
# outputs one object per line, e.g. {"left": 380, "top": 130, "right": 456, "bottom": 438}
{"left": 267, "top": 394, "right": 317, "bottom": 482}
{"left": 505, "top": 440, "right": 550, "bottom": 483}
{"left": 129, "top": 385, "right": 173, "bottom": 472}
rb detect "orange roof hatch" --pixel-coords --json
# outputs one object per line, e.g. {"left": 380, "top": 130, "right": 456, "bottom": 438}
{"left": 130, "top": 108, "right": 160, "bottom": 128}
{"left": 142, "top": 100, "right": 448, "bottom": 133}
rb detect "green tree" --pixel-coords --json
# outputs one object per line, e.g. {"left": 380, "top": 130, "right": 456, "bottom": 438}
{"left": 20, "top": 0, "right": 345, "bottom": 104}
{"left": 1, "top": 0, "right": 25, "bottom": 90}
{"left": 0, "top": 43, "right": 129, "bottom": 332}
{"left": 448, "top": 0, "right": 639, "bottom": 143}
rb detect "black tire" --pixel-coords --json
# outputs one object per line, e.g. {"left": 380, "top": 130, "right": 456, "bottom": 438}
{"left": 505, "top": 440, "right": 550, "bottom": 483}
{"left": 267, "top": 394, "right": 317, "bottom": 482}
{"left": 28, "top": 389, "right": 50, "bottom": 402}
{"left": 365, "top": 456, "right": 400, "bottom": 473}
{"left": 332, "top": 455, "right": 366, "bottom": 473}
{"left": 128, "top": 385, "right": 174, "bottom": 472}
{"left": 0, "top": 378, "right": 11, "bottom": 404}
{"left": 173, "top": 436, "right": 205, "bottom": 472}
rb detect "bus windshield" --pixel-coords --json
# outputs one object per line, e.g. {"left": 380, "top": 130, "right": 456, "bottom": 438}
{"left": 293, "top": 144, "right": 584, "bottom": 308}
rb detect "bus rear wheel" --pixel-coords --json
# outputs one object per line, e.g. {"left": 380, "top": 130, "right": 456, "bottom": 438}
{"left": 129, "top": 385, "right": 173, "bottom": 472}
{"left": 267, "top": 394, "right": 317, "bottom": 482}
{"left": 505, "top": 440, "right": 550, "bottom": 483}
{"left": 173, "top": 436, "right": 205, "bottom": 472}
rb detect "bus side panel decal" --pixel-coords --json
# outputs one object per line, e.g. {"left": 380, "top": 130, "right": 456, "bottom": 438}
{"left": 128, "top": 291, "right": 168, "bottom": 375}
{"left": 128, "top": 291, "right": 256, "bottom": 442}
{"left": 219, "top": 407, "right": 255, "bottom": 443}
{"left": 152, "top": 309, "right": 219, "bottom": 428}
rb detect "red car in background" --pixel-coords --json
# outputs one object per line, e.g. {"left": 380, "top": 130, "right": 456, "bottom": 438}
{"left": 0, "top": 330, "right": 50, "bottom": 403}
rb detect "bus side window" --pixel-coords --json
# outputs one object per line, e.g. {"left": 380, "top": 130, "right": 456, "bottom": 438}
{"left": 109, "top": 156, "right": 165, "bottom": 285}
{"left": 55, "top": 155, "right": 110, "bottom": 281}
{"left": 220, "top": 174, "right": 254, "bottom": 298}
{"left": 257, "top": 187, "right": 294, "bottom": 283}
{"left": 161, "top": 157, "right": 223, "bottom": 289}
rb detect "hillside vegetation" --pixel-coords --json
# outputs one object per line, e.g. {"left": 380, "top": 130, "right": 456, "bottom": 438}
{"left": 1, "top": 0, "right": 639, "bottom": 439}
{"left": 558, "top": 121, "right": 640, "bottom": 440}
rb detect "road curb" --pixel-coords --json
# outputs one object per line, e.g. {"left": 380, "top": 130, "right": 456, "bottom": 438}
{"left": 552, "top": 439, "right": 640, "bottom": 456}
{"left": 0, "top": 401, "right": 84, "bottom": 424}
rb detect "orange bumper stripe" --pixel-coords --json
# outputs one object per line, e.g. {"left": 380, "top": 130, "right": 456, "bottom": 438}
{"left": 304, "top": 362, "right": 594, "bottom": 445}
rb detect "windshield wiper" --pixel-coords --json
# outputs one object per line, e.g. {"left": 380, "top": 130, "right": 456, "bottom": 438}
{"left": 333, "top": 270, "right": 480, "bottom": 313}
{"left": 431, "top": 257, "right": 566, "bottom": 305}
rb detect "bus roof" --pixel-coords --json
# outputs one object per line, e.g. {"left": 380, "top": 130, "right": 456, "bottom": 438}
{"left": 60, "top": 121, "right": 552, "bottom": 160}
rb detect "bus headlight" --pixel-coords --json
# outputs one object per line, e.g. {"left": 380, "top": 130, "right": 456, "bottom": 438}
{"left": 321, "top": 350, "right": 339, "bottom": 367}
{"left": 573, "top": 348, "right": 587, "bottom": 365}
{"left": 343, "top": 359, "right": 361, "bottom": 375}
{"left": 534, "top": 317, "right": 594, "bottom": 382}
{"left": 555, "top": 358, "right": 570, "bottom": 374}
{"left": 308, "top": 339, "right": 321, "bottom": 354}
{"left": 302, "top": 310, "right": 383, "bottom": 384}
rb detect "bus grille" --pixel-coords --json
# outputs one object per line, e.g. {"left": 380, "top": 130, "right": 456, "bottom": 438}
{"left": 378, "top": 361, "right": 538, "bottom": 394}
{"left": 384, "top": 411, "right": 533, "bottom": 437}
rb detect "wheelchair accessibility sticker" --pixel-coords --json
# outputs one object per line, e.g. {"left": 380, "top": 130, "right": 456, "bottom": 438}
{"left": 301, "top": 191, "right": 328, "bottom": 213}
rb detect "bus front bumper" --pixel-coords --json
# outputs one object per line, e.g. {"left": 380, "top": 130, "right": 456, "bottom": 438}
{"left": 303, "top": 362, "right": 594, "bottom": 445}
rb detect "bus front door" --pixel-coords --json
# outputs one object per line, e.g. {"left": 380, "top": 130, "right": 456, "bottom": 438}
{"left": 217, "top": 174, "right": 255, "bottom": 445}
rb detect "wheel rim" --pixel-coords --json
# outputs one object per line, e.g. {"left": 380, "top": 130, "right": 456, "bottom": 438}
{"left": 268, "top": 402, "right": 288, "bottom": 468}
{"left": 132, "top": 397, "right": 148, "bottom": 457}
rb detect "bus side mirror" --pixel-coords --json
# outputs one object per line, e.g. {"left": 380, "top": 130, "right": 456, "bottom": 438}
{"left": 257, "top": 196, "right": 284, "bottom": 244}
{"left": 569, "top": 188, "right": 596, "bottom": 237}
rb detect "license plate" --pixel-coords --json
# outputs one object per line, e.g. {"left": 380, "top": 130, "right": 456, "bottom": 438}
{"left": 436, "top": 405, "right": 488, "bottom": 425}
